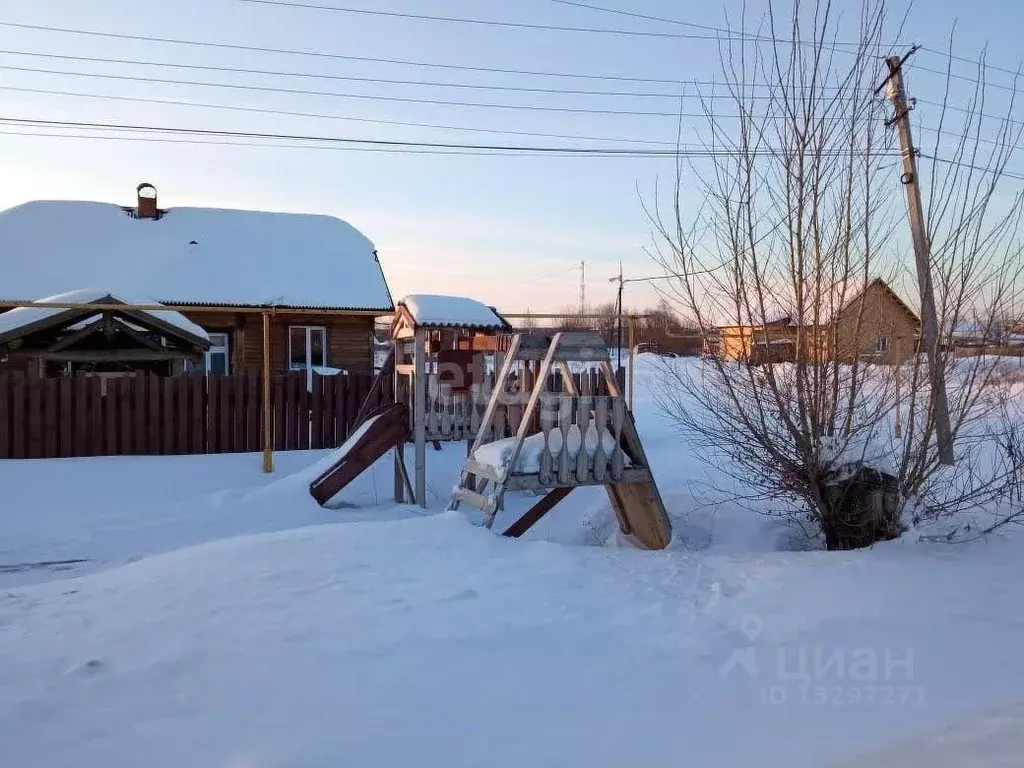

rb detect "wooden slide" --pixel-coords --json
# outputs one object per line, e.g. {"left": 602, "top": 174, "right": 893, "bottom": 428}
{"left": 309, "top": 403, "right": 411, "bottom": 507}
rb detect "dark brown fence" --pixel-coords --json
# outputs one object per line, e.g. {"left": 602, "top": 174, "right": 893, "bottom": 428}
{"left": 0, "top": 368, "right": 620, "bottom": 460}
{"left": 0, "top": 372, "right": 389, "bottom": 459}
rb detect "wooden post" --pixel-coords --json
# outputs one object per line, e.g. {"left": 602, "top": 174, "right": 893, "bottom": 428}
{"left": 413, "top": 327, "right": 427, "bottom": 507}
{"left": 627, "top": 315, "right": 637, "bottom": 411}
{"left": 261, "top": 310, "right": 274, "bottom": 473}
{"left": 884, "top": 54, "right": 954, "bottom": 465}
{"left": 392, "top": 342, "right": 406, "bottom": 504}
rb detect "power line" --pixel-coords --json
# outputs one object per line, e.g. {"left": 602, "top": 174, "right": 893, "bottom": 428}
{"left": 0, "top": 128, "right": 551, "bottom": 156}
{"left": 243, "top": 0, "right": 900, "bottom": 52}
{"left": 0, "top": 117, "right": 707, "bottom": 155}
{"left": 553, "top": 0, "right": 1024, "bottom": 89}
{"left": 238, "top": 0, "right": 801, "bottom": 42}
{"left": 8, "top": 120, "right": 1022, "bottom": 181}
{"left": 1, "top": 85, "right": 682, "bottom": 147}
{"left": 551, "top": 0, "right": 742, "bottom": 37}
{"left": 551, "top": 0, "right": 899, "bottom": 51}
{"left": 0, "top": 64, "right": 695, "bottom": 117}
{"left": 0, "top": 65, "right": 876, "bottom": 120}
{"left": 910, "top": 62, "right": 1022, "bottom": 94}
{"left": 0, "top": 127, "right": 665, "bottom": 157}
{"left": 0, "top": 21, "right": 868, "bottom": 91}
{"left": 920, "top": 151, "right": 1024, "bottom": 182}
{"left": 8, "top": 82, "right": 1010, "bottom": 160}
{"left": 9, "top": 74, "right": 1017, "bottom": 157}
{"left": 0, "top": 116, "right": 906, "bottom": 158}
{"left": 0, "top": 49, "right": 851, "bottom": 100}
{"left": 5, "top": 18, "right": 1021, "bottom": 95}
{"left": 918, "top": 45, "right": 1024, "bottom": 81}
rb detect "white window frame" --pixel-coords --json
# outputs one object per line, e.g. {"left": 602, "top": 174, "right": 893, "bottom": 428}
{"left": 874, "top": 336, "right": 890, "bottom": 354}
{"left": 205, "top": 332, "right": 231, "bottom": 376}
{"left": 289, "top": 325, "right": 328, "bottom": 387}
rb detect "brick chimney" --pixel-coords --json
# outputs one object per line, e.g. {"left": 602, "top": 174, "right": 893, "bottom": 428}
{"left": 136, "top": 183, "right": 158, "bottom": 220}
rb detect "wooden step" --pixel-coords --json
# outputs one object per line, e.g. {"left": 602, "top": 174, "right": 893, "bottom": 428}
{"left": 463, "top": 457, "right": 503, "bottom": 483}
{"left": 452, "top": 486, "right": 498, "bottom": 515}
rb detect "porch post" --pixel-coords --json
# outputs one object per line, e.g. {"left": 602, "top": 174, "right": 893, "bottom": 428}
{"left": 262, "top": 310, "right": 274, "bottom": 473}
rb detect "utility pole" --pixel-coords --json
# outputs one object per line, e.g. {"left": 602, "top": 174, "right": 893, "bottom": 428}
{"left": 579, "top": 260, "right": 586, "bottom": 317}
{"left": 610, "top": 261, "right": 624, "bottom": 372}
{"left": 882, "top": 50, "right": 954, "bottom": 465}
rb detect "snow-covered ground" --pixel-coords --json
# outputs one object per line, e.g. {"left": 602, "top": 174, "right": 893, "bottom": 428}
{"left": 1, "top": 356, "right": 1022, "bottom": 767}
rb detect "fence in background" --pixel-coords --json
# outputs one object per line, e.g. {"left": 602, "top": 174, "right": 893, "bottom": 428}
{"left": 0, "top": 372, "right": 388, "bottom": 459}
{"left": 0, "top": 367, "right": 619, "bottom": 460}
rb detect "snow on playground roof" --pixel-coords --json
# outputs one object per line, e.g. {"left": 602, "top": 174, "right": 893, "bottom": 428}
{"left": 0, "top": 200, "right": 393, "bottom": 311}
{"left": 400, "top": 294, "right": 509, "bottom": 329}
{"left": 0, "top": 289, "right": 210, "bottom": 342}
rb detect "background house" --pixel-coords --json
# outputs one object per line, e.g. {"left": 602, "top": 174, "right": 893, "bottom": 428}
{"left": 823, "top": 278, "right": 920, "bottom": 363}
{"left": 707, "top": 279, "right": 920, "bottom": 364}
{"left": 0, "top": 184, "right": 394, "bottom": 381}
{"left": 715, "top": 315, "right": 802, "bottom": 364}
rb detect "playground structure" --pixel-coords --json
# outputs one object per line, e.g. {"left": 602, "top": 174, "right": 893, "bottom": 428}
{"left": 309, "top": 294, "right": 512, "bottom": 507}
{"left": 308, "top": 402, "right": 410, "bottom": 507}
{"left": 388, "top": 295, "right": 513, "bottom": 506}
{"left": 308, "top": 297, "right": 672, "bottom": 550}
{"left": 449, "top": 331, "right": 672, "bottom": 550}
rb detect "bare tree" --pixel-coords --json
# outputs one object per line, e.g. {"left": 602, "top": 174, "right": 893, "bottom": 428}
{"left": 645, "top": 0, "right": 1024, "bottom": 549}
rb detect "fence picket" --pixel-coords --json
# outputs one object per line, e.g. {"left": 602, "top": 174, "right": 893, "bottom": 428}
{"left": 284, "top": 373, "right": 298, "bottom": 450}
{"left": 247, "top": 372, "right": 260, "bottom": 451}
{"left": 273, "top": 375, "right": 286, "bottom": 451}
{"left": 312, "top": 376, "right": 325, "bottom": 450}
{"left": 161, "top": 377, "right": 175, "bottom": 455}
{"left": 229, "top": 376, "right": 243, "bottom": 453}
{"left": 117, "top": 378, "right": 132, "bottom": 456}
{"left": 148, "top": 376, "right": 161, "bottom": 455}
{"left": 28, "top": 378, "right": 43, "bottom": 458}
{"left": 11, "top": 379, "right": 25, "bottom": 459}
{"left": 0, "top": 378, "right": 9, "bottom": 459}
{"left": 191, "top": 376, "right": 205, "bottom": 454}
{"left": 216, "top": 374, "right": 230, "bottom": 453}
{"left": 302, "top": 374, "right": 313, "bottom": 450}
{"left": 135, "top": 375, "right": 148, "bottom": 454}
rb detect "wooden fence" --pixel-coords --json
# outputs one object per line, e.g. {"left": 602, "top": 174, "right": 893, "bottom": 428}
{"left": 0, "top": 372, "right": 388, "bottom": 459}
{"left": 0, "top": 368, "right": 620, "bottom": 460}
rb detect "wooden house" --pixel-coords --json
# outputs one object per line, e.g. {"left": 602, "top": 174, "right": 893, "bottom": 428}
{"left": 820, "top": 279, "right": 920, "bottom": 363}
{"left": 708, "top": 279, "right": 920, "bottom": 365}
{"left": 715, "top": 315, "right": 802, "bottom": 364}
{"left": 0, "top": 184, "right": 394, "bottom": 382}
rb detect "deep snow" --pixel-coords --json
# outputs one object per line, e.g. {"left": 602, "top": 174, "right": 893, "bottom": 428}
{"left": 1, "top": 355, "right": 1022, "bottom": 767}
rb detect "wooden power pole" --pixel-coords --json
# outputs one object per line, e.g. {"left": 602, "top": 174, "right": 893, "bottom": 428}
{"left": 883, "top": 53, "right": 954, "bottom": 465}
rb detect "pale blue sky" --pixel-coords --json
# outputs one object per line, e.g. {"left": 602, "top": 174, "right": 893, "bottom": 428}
{"left": 0, "top": 0, "right": 1018, "bottom": 312}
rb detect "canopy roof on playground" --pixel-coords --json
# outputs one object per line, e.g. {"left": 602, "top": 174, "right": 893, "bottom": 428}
{"left": 398, "top": 294, "right": 509, "bottom": 331}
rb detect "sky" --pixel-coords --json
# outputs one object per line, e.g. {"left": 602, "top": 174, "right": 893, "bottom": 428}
{"left": 0, "top": 0, "right": 1020, "bottom": 314}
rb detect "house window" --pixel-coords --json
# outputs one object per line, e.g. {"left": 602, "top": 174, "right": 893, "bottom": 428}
{"left": 205, "top": 332, "right": 230, "bottom": 375}
{"left": 289, "top": 326, "right": 328, "bottom": 381}
{"left": 875, "top": 336, "right": 890, "bottom": 353}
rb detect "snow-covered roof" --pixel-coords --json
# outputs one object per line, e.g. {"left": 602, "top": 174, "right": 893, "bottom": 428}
{"left": 400, "top": 294, "right": 508, "bottom": 329}
{"left": 0, "top": 289, "right": 209, "bottom": 342}
{"left": 763, "top": 313, "right": 797, "bottom": 326}
{"left": 0, "top": 200, "right": 393, "bottom": 311}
